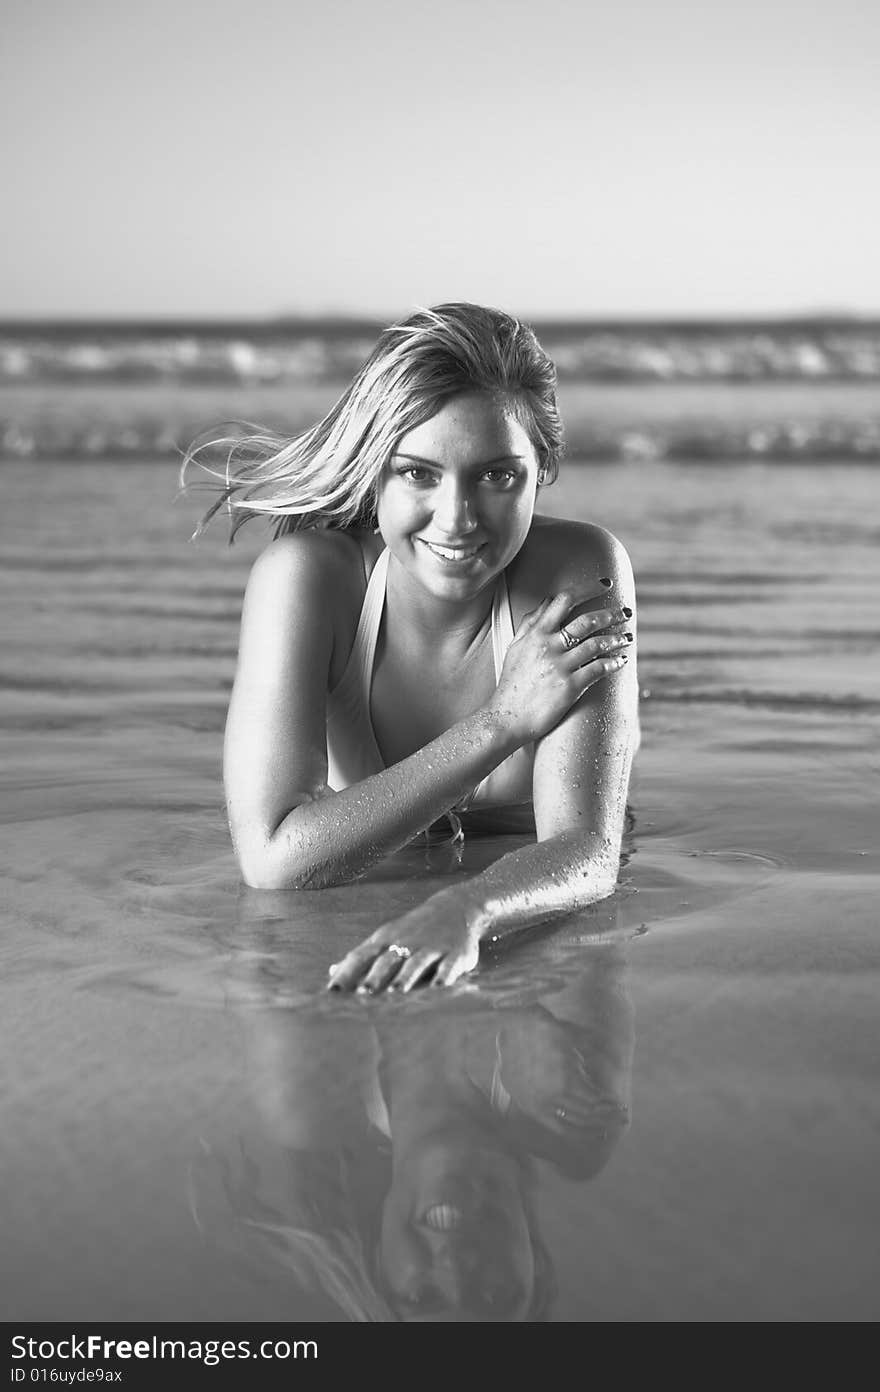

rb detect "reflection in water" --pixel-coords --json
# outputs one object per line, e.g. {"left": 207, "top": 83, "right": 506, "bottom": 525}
{"left": 191, "top": 896, "right": 635, "bottom": 1322}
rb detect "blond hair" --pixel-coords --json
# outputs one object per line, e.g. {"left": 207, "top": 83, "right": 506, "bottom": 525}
{"left": 180, "top": 302, "right": 564, "bottom": 540}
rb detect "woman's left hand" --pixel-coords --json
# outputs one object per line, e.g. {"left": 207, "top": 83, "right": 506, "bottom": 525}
{"left": 498, "top": 1011, "right": 618, "bottom": 1131}
{"left": 326, "top": 889, "right": 482, "bottom": 994}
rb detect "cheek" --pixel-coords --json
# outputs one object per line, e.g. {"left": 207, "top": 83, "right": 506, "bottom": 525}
{"left": 493, "top": 491, "right": 535, "bottom": 540}
{"left": 376, "top": 491, "right": 435, "bottom": 551}
{"left": 377, "top": 484, "right": 416, "bottom": 525}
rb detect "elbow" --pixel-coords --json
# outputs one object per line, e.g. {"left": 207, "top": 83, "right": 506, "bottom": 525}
{"left": 238, "top": 851, "right": 323, "bottom": 892}
{"left": 571, "top": 842, "right": 621, "bottom": 905}
{"left": 237, "top": 849, "right": 294, "bottom": 891}
{"left": 233, "top": 831, "right": 306, "bottom": 891}
{"left": 240, "top": 862, "right": 296, "bottom": 892}
{"left": 591, "top": 870, "right": 619, "bottom": 903}
{"left": 565, "top": 871, "right": 617, "bottom": 913}
{"left": 235, "top": 837, "right": 354, "bottom": 892}
{"left": 238, "top": 861, "right": 326, "bottom": 892}
{"left": 230, "top": 799, "right": 368, "bottom": 890}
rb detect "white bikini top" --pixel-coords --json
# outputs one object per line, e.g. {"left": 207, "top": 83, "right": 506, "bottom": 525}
{"left": 325, "top": 547, "right": 534, "bottom": 813}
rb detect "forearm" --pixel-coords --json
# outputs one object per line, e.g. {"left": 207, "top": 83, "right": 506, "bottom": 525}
{"left": 243, "top": 708, "right": 519, "bottom": 889}
{"left": 447, "top": 828, "right": 622, "bottom": 943}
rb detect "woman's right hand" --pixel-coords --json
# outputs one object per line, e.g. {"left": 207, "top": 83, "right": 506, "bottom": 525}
{"left": 486, "top": 591, "right": 632, "bottom": 744}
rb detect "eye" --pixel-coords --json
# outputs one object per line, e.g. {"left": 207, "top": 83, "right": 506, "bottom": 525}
{"left": 398, "top": 466, "right": 435, "bottom": 485}
{"left": 481, "top": 468, "right": 517, "bottom": 487}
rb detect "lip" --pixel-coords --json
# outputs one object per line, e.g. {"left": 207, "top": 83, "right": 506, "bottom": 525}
{"left": 419, "top": 1204, "right": 465, "bottom": 1231}
{"left": 418, "top": 539, "right": 485, "bottom": 565}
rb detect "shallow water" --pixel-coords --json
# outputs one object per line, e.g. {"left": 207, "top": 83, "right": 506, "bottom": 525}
{"left": 4, "top": 376, "right": 880, "bottom": 462}
{"left": 2, "top": 451, "right": 879, "bottom": 1321}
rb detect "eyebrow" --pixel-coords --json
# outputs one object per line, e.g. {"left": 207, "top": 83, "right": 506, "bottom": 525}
{"left": 391, "top": 452, "right": 526, "bottom": 467}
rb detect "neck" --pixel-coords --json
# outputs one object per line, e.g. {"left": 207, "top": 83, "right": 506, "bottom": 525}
{"left": 384, "top": 551, "right": 497, "bottom": 656}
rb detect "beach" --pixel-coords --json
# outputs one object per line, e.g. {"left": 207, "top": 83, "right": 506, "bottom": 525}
{"left": 1, "top": 359, "right": 879, "bottom": 1320}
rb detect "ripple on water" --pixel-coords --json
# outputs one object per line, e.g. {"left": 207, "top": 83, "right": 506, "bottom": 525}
{"left": 685, "top": 848, "right": 789, "bottom": 872}
{"left": 614, "top": 837, "right": 789, "bottom": 940}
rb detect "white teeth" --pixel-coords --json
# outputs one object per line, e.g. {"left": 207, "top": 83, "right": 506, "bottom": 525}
{"left": 422, "top": 1204, "right": 464, "bottom": 1230}
{"left": 422, "top": 541, "right": 480, "bottom": 562}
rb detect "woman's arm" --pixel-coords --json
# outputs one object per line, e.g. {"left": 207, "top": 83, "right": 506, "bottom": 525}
{"left": 328, "top": 525, "right": 637, "bottom": 992}
{"left": 228, "top": 530, "right": 629, "bottom": 894}
{"left": 225, "top": 532, "right": 522, "bottom": 890}
{"left": 455, "top": 526, "right": 638, "bottom": 938}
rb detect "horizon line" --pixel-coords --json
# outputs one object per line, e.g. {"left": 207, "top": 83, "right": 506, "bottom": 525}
{"left": 1, "top": 309, "right": 878, "bottom": 330}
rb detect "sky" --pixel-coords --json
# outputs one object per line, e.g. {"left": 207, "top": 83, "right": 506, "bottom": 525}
{"left": 3, "top": 0, "right": 879, "bottom": 319}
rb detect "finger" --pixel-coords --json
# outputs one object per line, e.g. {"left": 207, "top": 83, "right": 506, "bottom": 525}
{"left": 573, "top": 1058, "right": 606, "bottom": 1096}
{"left": 540, "top": 589, "right": 579, "bottom": 629}
{"left": 564, "top": 629, "right": 633, "bottom": 670}
{"left": 326, "top": 937, "right": 386, "bottom": 991}
{"left": 356, "top": 948, "right": 411, "bottom": 994}
{"left": 516, "top": 595, "right": 554, "bottom": 634}
{"left": 548, "top": 1090, "right": 613, "bottom": 1123}
{"left": 430, "top": 953, "right": 476, "bottom": 988}
{"left": 327, "top": 963, "right": 370, "bottom": 992}
{"left": 582, "top": 652, "right": 629, "bottom": 689}
{"left": 548, "top": 599, "right": 627, "bottom": 641}
{"left": 550, "top": 1093, "right": 625, "bottom": 1127}
{"left": 326, "top": 960, "right": 365, "bottom": 992}
{"left": 541, "top": 577, "right": 621, "bottom": 625}
{"left": 559, "top": 604, "right": 631, "bottom": 643}
{"left": 391, "top": 949, "right": 443, "bottom": 993}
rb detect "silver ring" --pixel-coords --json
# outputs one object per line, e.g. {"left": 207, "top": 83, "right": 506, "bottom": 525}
{"left": 386, "top": 943, "right": 412, "bottom": 961}
{"left": 560, "top": 625, "right": 579, "bottom": 651}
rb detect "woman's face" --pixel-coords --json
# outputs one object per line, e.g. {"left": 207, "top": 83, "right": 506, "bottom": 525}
{"left": 378, "top": 1141, "right": 536, "bottom": 1321}
{"left": 375, "top": 392, "right": 541, "bottom": 600}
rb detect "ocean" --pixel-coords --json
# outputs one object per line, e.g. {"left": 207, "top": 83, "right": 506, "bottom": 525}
{"left": 3, "top": 316, "right": 880, "bottom": 463}
{"left": 1, "top": 320, "right": 879, "bottom": 1321}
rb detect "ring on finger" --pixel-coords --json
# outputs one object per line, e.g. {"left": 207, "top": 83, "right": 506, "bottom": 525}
{"left": 389, "top": 950, "right": 437, "bottom": 992}
{"left": 560, "top": 624, "right": 580, "bottom": 651}
{"left": 386, "top": 943, "right": 411, "bottom": 961}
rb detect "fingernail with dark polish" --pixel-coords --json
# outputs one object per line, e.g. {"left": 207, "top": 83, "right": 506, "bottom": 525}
{"left": 622, "top": 606, "right": 632, "bottom": 618}
{"left": 624, "top": 632, "right": 633, "bottom": 641}
{"left": 600, "top": 577, "right": 612, "bottom": 588}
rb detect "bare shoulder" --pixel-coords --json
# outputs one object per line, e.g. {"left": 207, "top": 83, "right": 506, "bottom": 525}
{"left": 242, "top": 527, "right": 370, "bottom": 630}
{"left": 239, "top": 528, "right": 372, "bottom": 687}
{"left": 509, "top": 515, "right": 636, "bottom": 620}
{"left": 244, "top": 526, "right": 364, "bottom": 596}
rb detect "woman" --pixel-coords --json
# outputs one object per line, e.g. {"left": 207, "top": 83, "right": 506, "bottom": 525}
{"left": 195, "top": 908, "right": 634, "bottom": 1321}
{"left": 183, "top": 303, "right": 638, "bottom": 992}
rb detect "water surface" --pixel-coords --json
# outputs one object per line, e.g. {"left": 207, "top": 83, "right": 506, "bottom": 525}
{"left": 2, "top": 447, "right": 879, "bottom": 1321}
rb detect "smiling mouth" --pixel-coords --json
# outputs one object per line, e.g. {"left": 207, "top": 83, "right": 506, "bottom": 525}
{"left": 419, "top": 540, "right": 484, "bottom": 564}
{"left": 420, "top": 1204, "right": 465, "bottom": 1231}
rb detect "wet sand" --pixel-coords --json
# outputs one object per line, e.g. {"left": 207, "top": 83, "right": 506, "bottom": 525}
{"left": 1, "top": 454, "right": 878, "bottom": 1320}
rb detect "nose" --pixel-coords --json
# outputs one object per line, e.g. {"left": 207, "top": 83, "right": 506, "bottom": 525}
{"left": 432, "top": 477, "right": 478, "bottom": 536}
